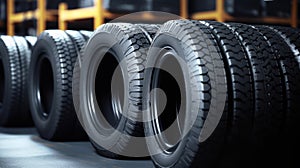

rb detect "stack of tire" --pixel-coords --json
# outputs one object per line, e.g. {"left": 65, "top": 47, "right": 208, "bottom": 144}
{"left": 0, "top": 30, "right": 92, "bottom": 140}
{"left": 0, "top": 35, "right": 36, "bottom": 126}
{"left": 73, "top": 21, "right": 300, "bottom": 168}
{"left": 1, "top": 20, "right": 299, "bottom": 168}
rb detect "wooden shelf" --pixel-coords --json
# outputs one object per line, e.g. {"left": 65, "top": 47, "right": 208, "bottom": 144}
{"left": 7, "top": 0, "right": 58, "bottom": 36}
{"left": 189, "top": 0, "right": 298, "bottom": 28}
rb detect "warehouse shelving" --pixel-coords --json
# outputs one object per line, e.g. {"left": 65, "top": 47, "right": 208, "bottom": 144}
{"left": 7, "top": 0, "right": 58, "bottom": 35}
{"left": 59, "top": 0, "right": 124, "bottom": 30}
{"left": 6, "top": 0, "right": 299, "bottom": 34}
{"left": 189, "top": 0, "right": 298, "bottom": 28}
{"left": 58, "top": 0, "right": 188, "bottom": 30}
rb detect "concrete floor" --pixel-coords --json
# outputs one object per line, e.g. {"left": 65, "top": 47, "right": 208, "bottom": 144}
{"left": 0, "top": 127, "right": 153, "bottom": 168}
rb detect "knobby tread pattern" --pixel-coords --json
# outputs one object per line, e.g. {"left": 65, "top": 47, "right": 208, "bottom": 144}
{"left": 98, "top": 23, "right": 150, "bottom": 138}
{"left": 49, "top": 30, "right": 86, "bottom": 140}
{"left": 13, "top": 36, "right": 33, "bottom": 125}
{"left": 269, "top": 26, "right": 300, "bottom": 66}
{"left": 0, "top": 36, "right": 23, "bottom": 126}
{"left": 135, "top": 24, "right": 161, "bottom": 41}
{"left": 267, "top": 26, "right": 300, "bottom": 167}
{"left": 31, "top": 30, "right": 86, "bottom": 140}
{"left": 197, "top": 21, "right": 253, "bottom": 167}
{"left": 67, "top": 30, "right": 90, "bottom": 121}
{"left": 190, "top": 20, "right": 229, "bottom": 168}
{"left": 179, "top": 19, "right": 227, "bottom": 168}
{"left": 65, "top": 30, "right": 87, "bottom": 59}
{"left": 225, "top": 23, "right": 284, "bottom": 166}
{"left": 267, "top": 26, "right": 300, "bottom": 125}
{"left": 146, "top": 20, "right": 227, "bottom": 168}
{"left": 255, "top": 26, "right": 298, "bottom": 134}
{"left": 64, "top": 30, "right": 89, "bottom": 137}
{"left": 254, "top": 25, "right": 300, "bottom": 167}
{"left": 74, "top": 23, "right": 159, "bottom": 158}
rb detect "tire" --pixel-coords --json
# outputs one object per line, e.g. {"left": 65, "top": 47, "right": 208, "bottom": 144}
{"left": 24, "top": 36, "right": 37, "bottom": 50}
{"left": 143, "top": 20, "right": 227, "bottom": 168}
{"left": 65, "top": 30, "right": 87, "bottom": 56}
{"left": 196, "top": 21, "right": 253, "bottom": 167}
{"left": 28, "top": 30, "right": 86, "bottom": 141}
{"left": 69, "top": 30, "right": 93, "bottom": 126}
{"left": 0, "top": 36, "right": 32, "bottom": 126}
{"left": 79, "top": 30, "right": 93, "bottom": 41}
{"left": 224, "top": 23, "right": 284, "bottom": 167}
{"left": 266, "top": 26, "right": 300, "bottom": 167}
{"left": 135, "top": 24, "right": 160, "bottom": 40}
{"left": 13, "top": 36, "right": 34, "bottom": 125}
{"left": 72, "top": 23, "right": 159, "bottom": 158}
{"left": 65, "top": 30, "right": 91, "bottom": 138}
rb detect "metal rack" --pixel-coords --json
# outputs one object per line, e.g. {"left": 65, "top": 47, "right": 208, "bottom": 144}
{"left": 7, "top": 0, "right": 58, "bottom": 35}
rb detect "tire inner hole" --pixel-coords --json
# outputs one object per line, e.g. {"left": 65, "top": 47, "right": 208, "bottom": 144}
{"left": 152, "top": 54, "right": 186, "bottom": 153}
{"left": 95, "top": 52, "right": 124, "bottom": 130}
{"left": 38, "top": 57, "right": 54, "bottom": 119}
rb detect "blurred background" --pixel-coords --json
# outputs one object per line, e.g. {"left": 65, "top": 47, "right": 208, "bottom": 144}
{"left": 0, "top": 0, "right": 299, "bottom": 37}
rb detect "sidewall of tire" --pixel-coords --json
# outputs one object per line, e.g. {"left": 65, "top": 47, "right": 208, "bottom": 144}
{"left": 29, "top": 38, "right": 60, "bottom": 139}
{"left": 78, "top": 31, "right": 130, "bottom": 150}
{"left": 144, "top": 34, "right": 195, "bottom": 167}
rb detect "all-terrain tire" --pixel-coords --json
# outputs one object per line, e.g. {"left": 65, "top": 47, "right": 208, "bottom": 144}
{"left": 28, "top": 30, "right": 87, "bottom": 141}
{"left": 266, "top": 26, "right": 300, "bottom": 167}
{"left": 224, "top": 23, "right": 284, "bottom": 167}
{"left": 72, "top": 23, "right": 160, "bottom": 158}
{"left": 0, "top": 36, "right": 33, "bottom": 126}
{"left": 196, "top": 21, "right": 253, "bottom": 168}
{"left": 143, "top": 20, "right": 227, "bottom": 168}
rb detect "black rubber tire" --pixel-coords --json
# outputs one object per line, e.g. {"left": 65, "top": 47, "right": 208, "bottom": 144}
{"left": 24, "top": 36, "right": 37, "bottom": 50}
{"left": 224, "top": 23, "right": 284, "bottom": 167}
{"left": 13, "top": 36, "right": 34, "bottom": 125}
{"left": 28, "top": 30, "right": 86, "bottom": 141}
{"left": 196, "top": 21, "right": 253, "bottom": 168}
{"left": 135, "top": 24, "right": 161, "bottom": 40}
{"left": 72, "top": 23, "right": 159, "bottom": 158}
{"left": 70, "top": 30, "right": 93, "bottom": 126}
{"left": 266, "top": 26, "right": 300, "bottom": 167}
{"left": 79, "top": 30, "right": 93, "bottom": 41}
{"left": 65, "top": 30, "right": 90, "bottom": 138}
{"left": 65, "top": 30, "right": 87, "bottom": 56}
{"left": 143, "top": 20, "right": 227, "bottom": 168}
{"left": 0, "top": 36, "right": 32, "bottom": 126}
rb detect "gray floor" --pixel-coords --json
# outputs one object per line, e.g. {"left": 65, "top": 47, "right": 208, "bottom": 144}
{"left": 0, "top": 127, "right": 153, "bottom": 168}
